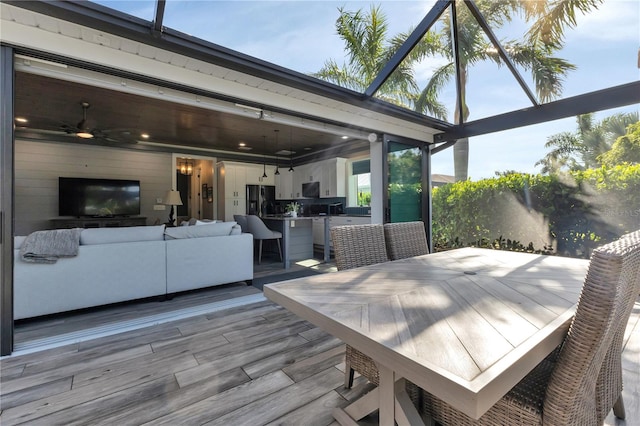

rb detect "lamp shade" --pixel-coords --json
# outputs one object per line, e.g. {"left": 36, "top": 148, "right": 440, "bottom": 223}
{"left": 163, "top": 190, "right": 183, "bottom": 206}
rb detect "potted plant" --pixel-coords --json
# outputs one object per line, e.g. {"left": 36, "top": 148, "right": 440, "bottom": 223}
{"left": 285, "top": 202, "right": 300, "bottom": 218}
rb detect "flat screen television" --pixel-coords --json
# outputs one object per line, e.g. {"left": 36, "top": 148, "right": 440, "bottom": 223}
{"left": 59, "top": 177, "right": 141, "bottom": 217}
{"left": 302, "top": 181, "right": 320, "bottom": 198}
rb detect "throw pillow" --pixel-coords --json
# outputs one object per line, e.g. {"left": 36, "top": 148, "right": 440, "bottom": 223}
{"left": 195, "top": 219, "right": 219, "bottom": 225}
{"left": 164, "top": 221, "right": 237, "bottom": 239}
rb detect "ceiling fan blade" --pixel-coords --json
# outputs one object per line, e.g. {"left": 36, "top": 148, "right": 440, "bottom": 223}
{"left": 95, "top": 129, "right": 139, "bottom": 144}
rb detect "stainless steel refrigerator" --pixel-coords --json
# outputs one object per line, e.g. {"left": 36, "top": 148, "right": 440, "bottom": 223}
{"left": 246, "top": 185, "right": 276, "bottom": 216}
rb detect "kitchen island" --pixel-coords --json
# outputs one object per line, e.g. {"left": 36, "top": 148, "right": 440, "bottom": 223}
{"left": 262, "top": 216, "right": 313, "bottom": 269}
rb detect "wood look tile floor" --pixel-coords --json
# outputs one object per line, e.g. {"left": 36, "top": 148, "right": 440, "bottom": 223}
{"left": 1, "top": 256, "right": 639, "bottom": 425}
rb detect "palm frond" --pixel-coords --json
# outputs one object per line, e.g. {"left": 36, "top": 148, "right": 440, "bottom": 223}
{"left": 601, "top": 112, "right": 639, "bottom": 138}
{"left": 312, "top": 60, "right": 366, "bottom": 92}
{"left": 526, "top": 0, "right": 604, "bottom": 47}
{"left": 415, "top": 63, "right": 455, "bottom": 120}
{"left": 506, "top": 41, "right": 576, "bottom": 102}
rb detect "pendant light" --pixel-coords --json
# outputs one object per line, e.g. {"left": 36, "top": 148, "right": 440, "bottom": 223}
{"left": 75, "top": 102, "right": 94, "bottom": 139}
{"left": 179, "top": 158, "right": 193, "bottom": 176}
{"left": 262, "top": 135, "right": 268, "bottom": 178}
{"left": 288, "top": 128, "right": 295, "bottom": 172}
{"left": 274, "top": 129, "right": 280, "bottom": 175}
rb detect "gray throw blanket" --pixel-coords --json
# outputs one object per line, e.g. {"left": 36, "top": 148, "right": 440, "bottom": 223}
{"left": 20, "top": 228, "right": 82, "bottom": 264}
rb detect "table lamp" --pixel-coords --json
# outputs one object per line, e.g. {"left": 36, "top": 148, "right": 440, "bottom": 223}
{"left": 162, "top": 190, "right": 183, "bottom": 226}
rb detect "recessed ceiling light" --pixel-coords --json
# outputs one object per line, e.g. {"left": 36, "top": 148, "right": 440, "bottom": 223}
{"left": 15, "top": 117, "right": 28, "bottom": 123}
{"left": 239, "top": 142, "right": 246, "bottom": 147}
{"left": 341, "top": 135, "right": 348, "bottom": 139}
{"left": 141, "top": 133, "right": 150, "bottom": 139}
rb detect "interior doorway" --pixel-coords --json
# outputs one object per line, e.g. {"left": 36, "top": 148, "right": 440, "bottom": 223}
{"left": 173, "top": 154, "right": 216, "bottom": 223}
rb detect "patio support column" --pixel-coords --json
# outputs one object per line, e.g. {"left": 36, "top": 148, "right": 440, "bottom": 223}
{"left": 0, "top": 45, "right": 15, "bottom": 356}
{"left": 422, "top": 144, "right": 433, "bottom": 253}
{"left": 370, "top": 136, "right": 385, "bottom": 225}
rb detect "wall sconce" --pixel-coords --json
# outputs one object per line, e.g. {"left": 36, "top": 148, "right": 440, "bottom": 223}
{"left": 180, "top": 159, "right": 194, "bottom": 176}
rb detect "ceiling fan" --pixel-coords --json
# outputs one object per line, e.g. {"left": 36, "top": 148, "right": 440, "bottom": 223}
{"left": 60, "top": 102, "right": 138, "bottom": 144}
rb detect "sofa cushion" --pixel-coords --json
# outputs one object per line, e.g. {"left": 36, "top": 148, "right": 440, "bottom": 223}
{"left": 164, "top": 221, "right": 237, "bottom": 239}
{"left": 80, "top": 225, "right": 166, "bottom": 245}
{"left": 14, "top": 236, "right": 27, "bottom": 249}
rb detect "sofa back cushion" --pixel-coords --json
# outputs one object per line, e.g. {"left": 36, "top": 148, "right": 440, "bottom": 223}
{"left": 14, "top": 236, "right": 27, "bottom": 249}
{"left": 80, "top": 225, "right": 166, "bottom": 245}
{"left": 164, "top": 221, "right": 238, "bottom": 239}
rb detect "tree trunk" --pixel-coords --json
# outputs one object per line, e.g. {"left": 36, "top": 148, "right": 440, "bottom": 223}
{"left": 452, "top": 61, "right": 469, "bottom": 182}
{"left": 454, "top": 138, "right": 469, "bottom": 181}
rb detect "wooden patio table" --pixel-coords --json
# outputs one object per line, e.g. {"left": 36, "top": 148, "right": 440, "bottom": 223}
{"left": 264, "top": 247, "right": 590, "bottom": 425}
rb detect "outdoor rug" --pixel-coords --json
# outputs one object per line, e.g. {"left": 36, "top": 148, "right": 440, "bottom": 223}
{"left": 252, "top": 268, "right": 323, "bottom": 291}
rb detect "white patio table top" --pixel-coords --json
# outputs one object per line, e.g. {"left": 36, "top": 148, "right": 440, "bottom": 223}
{"left": 264, "top": 247, "right": 590, "bottom": 424}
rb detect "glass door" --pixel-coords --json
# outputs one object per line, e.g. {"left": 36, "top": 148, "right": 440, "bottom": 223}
{"left": 385, "top": 141, "right": 424, "bottom": 223}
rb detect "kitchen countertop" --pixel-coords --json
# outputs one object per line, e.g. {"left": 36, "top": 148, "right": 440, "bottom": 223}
{"left": 264, "top": 214, "right": 371, "bottom": 219}
{"left": 262, "top": 215, "right": 313, "bottom": 220}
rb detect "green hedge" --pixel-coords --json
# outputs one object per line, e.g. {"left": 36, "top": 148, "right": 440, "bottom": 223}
{"left": 432, "top": 164, "right": 640, "bottom": 258}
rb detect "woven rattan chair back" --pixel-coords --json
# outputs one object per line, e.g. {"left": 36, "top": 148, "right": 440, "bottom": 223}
{"left": 419, "top": 234, "right": 640, "bottom": 425}
{"left": 330, "top": 224, "right": 388, "bottom": 271}
{"left": 543, "top": 234, "right": 640, "bottom": 425}
{"left": 595, "top": 229, "right": 640, "bottom": 422}
{"left": 383, "top": 221, "right": 429, "bottom": 260}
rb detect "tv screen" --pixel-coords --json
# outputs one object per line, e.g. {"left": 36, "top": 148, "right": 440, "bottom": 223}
{"left": 59, "top": 177, "right": 141, "bottom": 217}
{"left": 302, "top": 181, "right": 320, "bottom": 198}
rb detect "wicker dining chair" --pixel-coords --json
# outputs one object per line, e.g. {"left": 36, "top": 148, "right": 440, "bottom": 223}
{"left": 330, "top": 224, "right": 389, "bottom": 388}
{"left": 418, "top": 235, "right": 640, "bottom": 425}
{"left": 383, "top": 221, "right": 429, "bottom": 260}
{"left": 331, "top": 223, "right": 388, "bottom": 271}
{"left": 596, "top": 228, "right": 640, "bottom": 422}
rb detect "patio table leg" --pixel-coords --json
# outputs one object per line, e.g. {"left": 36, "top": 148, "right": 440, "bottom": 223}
{"left": 395, "top": 378, "right": 427, "bottom": 425}
{"left": 333, "top": 363, "right": 426, "bottom": 425}
{"left": 336, "top": 387, "right": 379, "bottom": 423}
{"left": 378, "top": 364, "right": 396, "bottom": 425}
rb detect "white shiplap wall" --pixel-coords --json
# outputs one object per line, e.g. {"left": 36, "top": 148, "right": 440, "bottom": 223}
{"left": 15, "top": 139, "right": 172, "bottom": 235}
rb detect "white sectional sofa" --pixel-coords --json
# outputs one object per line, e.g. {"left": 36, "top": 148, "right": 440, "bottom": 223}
{"left": 14, "top": 222, "right": 253, "bottom": 320}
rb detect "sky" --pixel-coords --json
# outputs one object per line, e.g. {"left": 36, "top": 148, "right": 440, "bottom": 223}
{"left": 96, "top": 0, "right": 639, "bottom": 179}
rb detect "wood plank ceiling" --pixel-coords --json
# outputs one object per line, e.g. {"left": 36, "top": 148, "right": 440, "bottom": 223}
{"left": 14, "top": 72, "right": 369, "bottom": 162}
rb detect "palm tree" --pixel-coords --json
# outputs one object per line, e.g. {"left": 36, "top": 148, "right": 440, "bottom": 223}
{"left": 536, "top": 112, "right": 639, "bottom": 173}
{"left": 421, "top": 0, "right": 604, "bottom": 181}
{"left": 314, "top": 1, "right": 604, "bottom": 182}
{"left": 313, "top": 5, "right": 447, "bottom": 118}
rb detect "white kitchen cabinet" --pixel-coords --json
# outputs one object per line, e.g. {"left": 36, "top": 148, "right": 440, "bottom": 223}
{"left": 275, "top": 172, "right": 294, "bottom": 200}
{"left": 245, "top": 163, "right": 274, "bottom": 185}
{"left": 312, "top": 215, "right": 371, "bottom": 247}
{"left": 319, "top": 158, "right": 346, "bottom": 198}
{"left": 223, "top": 198, "right": 246, "bottom": 221}
{"left": 218, "top": 162, "right": 246, "bottom": 198}
{"left": 292, "top": 163, "right": 312, "bottom": 199}
{"left": 292, "top": 158, "right": 346, "bottom": 199}
{"left": 217, "top": 161, "right": 247, "bottom": 221}
{"left": 330, "top": 216, "right": 371, "bottom": 227}
{"left": 312, "top": 217, "right": 327, "bottom": 246}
